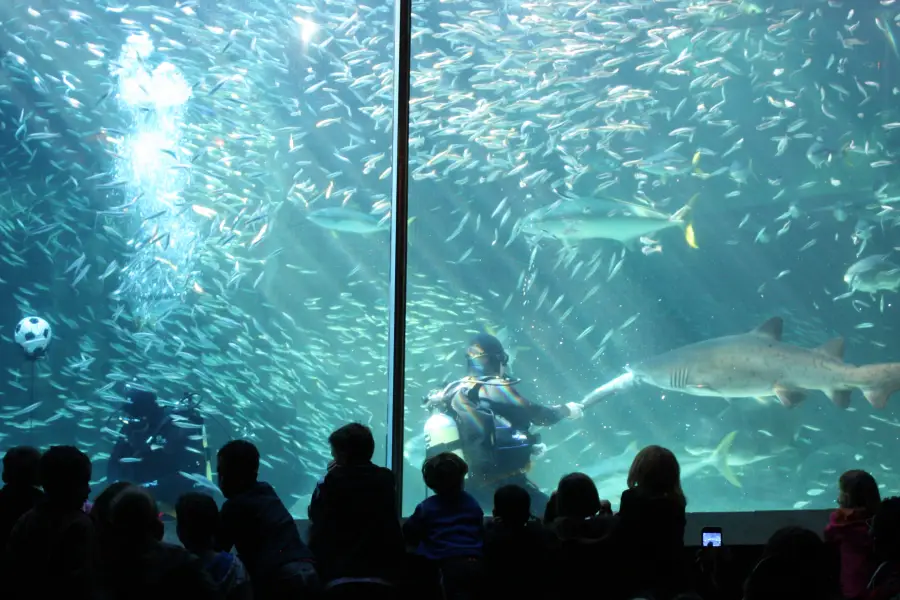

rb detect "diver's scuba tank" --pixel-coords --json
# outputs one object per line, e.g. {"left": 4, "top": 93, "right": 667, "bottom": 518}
{"left": 423, "top": 386, "right": 464, "bottom": 460}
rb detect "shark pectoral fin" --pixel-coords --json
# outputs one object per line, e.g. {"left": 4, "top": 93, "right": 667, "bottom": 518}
{"left": 827, "top": 389, "right": 852, "bottom": 409}
{"left": 816, "top": 338, "right": 845, "bottom": 360}
{"left": 713, "top": 430, "right": 741, "bottom": 488}
{"left": 774, "top": 386, "right": 806, "bottom": 408}
{"left": 753, "top": 317, "right": 783, "bottom": 341}
{"left": 753, "top": 396, "right": 773, "bottom": 406}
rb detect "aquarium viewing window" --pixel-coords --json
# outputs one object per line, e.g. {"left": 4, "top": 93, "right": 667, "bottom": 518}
{"left": 0, "top": 0, "right": 895, "bottom": 528}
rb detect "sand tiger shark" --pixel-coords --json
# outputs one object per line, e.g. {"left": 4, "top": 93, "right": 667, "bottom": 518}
{"left": 582, "top": 317, "right": 900, "bottom": 410}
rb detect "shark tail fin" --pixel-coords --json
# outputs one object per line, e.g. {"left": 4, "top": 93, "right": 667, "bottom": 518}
{"left": 711, "top": 430, "right": 741, "bottom": 488}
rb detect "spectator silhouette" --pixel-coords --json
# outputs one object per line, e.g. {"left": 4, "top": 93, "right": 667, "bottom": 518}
{"left": 308, "top": 423, "right": 405, "bottom": 596}
{"left": 484, "top": 484, "right": 556, "bottom": 600}
{"left": 615, "top": 445, "right": 688, "bottom": 600}
{"left": 404, "top": 452, "right": 484, "bottom": 600}
{"left": 550, "top": 473, "right": 617, "bottom": 600}
{"left": 4, "top": 445, "right": 99, "bottom": 600}
{"left": 91, "top": 480, "right": 134, "bottom": 574}
{"left": 868, "top": 497, "right": 900, "bottom": 600}
{"left": 745, "top": 526, "right": 838, "bottom": 600}
{"left": 104, "top": 485, "right": 218, "bottom": 600}
{"left": 217, "top": 439, "right": 317, "bottom": 600}
{"left": 826, "top": 469, "right": 881, "bottom": 600}
{"left": 177, "top": 492, "right": 252, "bottom": 600}
{"left": 0, "top": 446, "right": 43, "bottom": 550}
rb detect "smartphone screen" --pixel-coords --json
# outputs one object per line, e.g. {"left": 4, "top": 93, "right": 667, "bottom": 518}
{"left": 702, "top": 530, "right": 722, "bottom": 547}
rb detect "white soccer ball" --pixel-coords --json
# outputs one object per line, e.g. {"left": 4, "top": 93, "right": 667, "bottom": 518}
{"left": 14, "top": 316, "right": 52, "bottom": 357}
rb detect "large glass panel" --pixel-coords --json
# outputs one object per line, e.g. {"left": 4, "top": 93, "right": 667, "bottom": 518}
{"left": 0, "top": 1, "right": 393, "bottom": 517}
{"left": 402, "top": 0, "right": 900, "bottom": 514}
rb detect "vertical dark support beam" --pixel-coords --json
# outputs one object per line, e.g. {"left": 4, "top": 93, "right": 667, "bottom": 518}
{"left": 386, "top": 0, "right": 413, "bottom": 516}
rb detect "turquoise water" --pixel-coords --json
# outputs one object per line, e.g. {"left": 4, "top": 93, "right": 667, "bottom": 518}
{"left": 0, "top": 0, "right": 899, "bottom": 516}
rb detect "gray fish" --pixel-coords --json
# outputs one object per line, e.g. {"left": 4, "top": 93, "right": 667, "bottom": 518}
{"left": 307, "top": 207, "right": 389, "bottom": 234}
{"left": 518, "top": 195, "right": 697, "bottom": 249}
{"left": 844, "top": 255, "right": 900, "bottom": 294}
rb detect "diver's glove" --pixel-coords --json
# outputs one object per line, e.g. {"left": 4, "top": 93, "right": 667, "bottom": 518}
{"left": 565, "top": 402, "right": 585, "bottom": 420}
{"left": 531, "top": 443, "right": 548, "bottom": 459}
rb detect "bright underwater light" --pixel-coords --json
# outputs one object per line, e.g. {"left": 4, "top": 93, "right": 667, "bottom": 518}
{"left": 110, "top": 31, "right": 198, "bottom": 328}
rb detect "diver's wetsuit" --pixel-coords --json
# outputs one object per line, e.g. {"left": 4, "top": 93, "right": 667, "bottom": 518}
{"left": 447, "top": 376, "right": 569, "bottom": 516}
{"left": 108, "top": 407, "right": 209, "bottom": 507}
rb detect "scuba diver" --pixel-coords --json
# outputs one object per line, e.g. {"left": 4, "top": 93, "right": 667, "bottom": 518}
{"left": 423, "top": 333, "right": 584, "bottom": 515}
{"left": 107, "top": 385, "right": 216, "bottom": 510}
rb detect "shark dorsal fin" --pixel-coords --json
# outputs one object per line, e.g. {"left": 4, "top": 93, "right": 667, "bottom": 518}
{"left": 753, "top": 317, "right": 783, "bottom": 341}
{"left": 816, "top": 337, "right": 845, "bottom": 360}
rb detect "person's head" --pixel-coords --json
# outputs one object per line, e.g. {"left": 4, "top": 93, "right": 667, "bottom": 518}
{"left": 465, "top": 333, "right": 508, "bottom": 377}
{"left": 748, "top": 526, "right": 833, "bottom": 600}
{"left": 839, "top": 469, "right": 881, "bottom": 514}
{"left": 2, "top": 446, "right": 41, "bottom": 487}
{"left": 422, "top": 452, "right": 468, "bottom": 496}
{"left": 493, "top": 484, "right": 531, "bottom": 526}
{"left": 175, "top": 492, "right": 219, "bottom": 553}
{"left": 556, "top": 472, "right": 602, "bottom": 519}
{"left": 764, "top": 526, "right": 825, "bottom": 561}
{"left": 872, "top": 497, "right": 900, "bottom": 561}
{"left": 91, "top": 481, "right": 133, "bottom": 530}
{"left": 627, "top": 444, "right": 686, "bottom": 508}
{"left": 110, "top": 486, "right": 163, "bottom": 545}
{"left": 124, "top": 387, "right": 163, "bottom": 422}
{"left": 216, "top": 440, "right": 260, "bottom": 499}
{"left": 329, "top": 423, "right": 375, "bottom": 466}
{"left": 40, "top": 445, "right": 91, "bottom": 508}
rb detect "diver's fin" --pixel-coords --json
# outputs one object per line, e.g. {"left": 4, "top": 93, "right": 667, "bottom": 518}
{"left": 774, "top": 385, "right": 806, "bottom": 408}
{"left": 752, "top": 317, "right": 783, "bottom": 341}
{"left": 816, "top": 338, "right": 845, "bottom": 360}
{"left": 826, "top": 389, "right": 852, "bottom": 409}
{"left": 712, "top": 431, "right": 741, "bottom": 488}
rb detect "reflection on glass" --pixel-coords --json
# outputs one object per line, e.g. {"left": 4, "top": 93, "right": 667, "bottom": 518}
{"left": 403, "top": 0, "right": 900, "bottom": 514}
{"left": 0, "top": 1, "right": 393, "bottom": 517}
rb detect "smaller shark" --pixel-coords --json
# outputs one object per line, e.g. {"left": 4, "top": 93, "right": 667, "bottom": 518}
{"left": 582, "top": 317, "right": 900, "bottom": 410}
{"left": 582, "top": 432, "right": 741, "bottom": 505}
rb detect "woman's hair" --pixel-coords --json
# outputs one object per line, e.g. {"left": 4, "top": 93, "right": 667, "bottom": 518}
{"left": 543, "top": 491, "right": 559, "bottom": 524}
{"left": 627, "top": 445, "right": 686, "bottom": 508}
{"left": 556, "top": 472, "right": 602, "bottom": 519}
{"left": 422, "top": 452, "right": 468, "bottom": 496}
{"left": 839, "top": 469, "right": 881, "bottom": 515}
